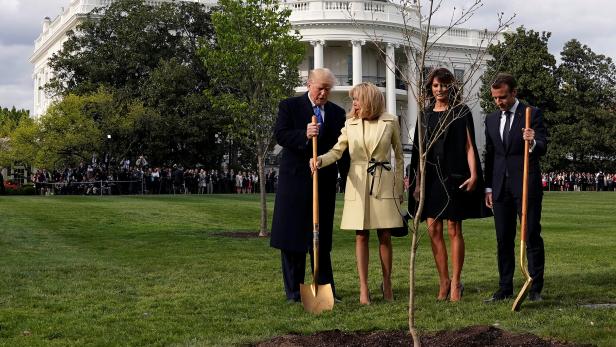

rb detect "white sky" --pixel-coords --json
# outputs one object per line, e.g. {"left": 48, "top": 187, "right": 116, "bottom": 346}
{"left": 1, "top": 0, "right": 615, "bottom": 112}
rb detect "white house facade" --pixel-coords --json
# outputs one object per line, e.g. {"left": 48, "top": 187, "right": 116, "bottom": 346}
{"left": 31, "top": 0, "right": 501, "bottom": 156}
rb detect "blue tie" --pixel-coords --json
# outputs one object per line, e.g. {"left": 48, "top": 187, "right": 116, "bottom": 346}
{"left": 314, "top": 106, "right": 324, "bottom": 125}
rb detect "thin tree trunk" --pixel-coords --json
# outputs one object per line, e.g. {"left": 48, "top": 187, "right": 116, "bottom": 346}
{"left": 408, "top": 224, "right": 420, "bottom": 346}
{"left": 408, "top": 74, "right": 427, "bottom": 345}
{"left": 257, "top": 148, "right": 269, "bottom": 237}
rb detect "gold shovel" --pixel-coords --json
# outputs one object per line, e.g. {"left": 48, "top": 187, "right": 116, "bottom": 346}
{"left": 512, "top": 107, "right": 533, "bottom": 312}
{"left": 300, "top": 116, "right": 334, "bottom": 314}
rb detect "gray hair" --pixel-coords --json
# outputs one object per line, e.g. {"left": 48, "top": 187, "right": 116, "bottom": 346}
{"left": 308, "top": 68, "right": 337, "bottom": 87}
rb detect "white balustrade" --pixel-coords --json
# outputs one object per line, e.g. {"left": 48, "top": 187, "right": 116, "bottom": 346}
{"left": 364, "top": 1, "right": 385, "bottom": 13}
{"left": 325, "top": 1, "right": 350, "bottom": 11}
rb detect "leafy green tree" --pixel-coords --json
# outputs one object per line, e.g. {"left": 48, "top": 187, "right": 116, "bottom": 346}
{"left": 45, "top": 0, "right": 220, "bottom": 166}
{"left": 479, "top": 27, "right": 558, "bottom": 114}
{"left": 479, "top": 28, "right": 616, "bottom": 172}
{"left": 548, "top": 39, "right": 616, "bottom": 171}
{"left": 46, "top": 0, "right": 213, "bottom": 98}
{"left": 0, "top": 107, "right": 30, "bottom": 136}
{"left": 0, "top": 107, "right": 35, "bottom": 169}
{"left": 140, "top": 58, "right": 225, "bottom": 167}
{"left": 34, "top": 91, "right": 147, "bottom": 169}
{"left": 0, "top": 116, "right": 39, "bottom": 169}
{"left": 200, "top": 0, "right": 304, "bottom": 235}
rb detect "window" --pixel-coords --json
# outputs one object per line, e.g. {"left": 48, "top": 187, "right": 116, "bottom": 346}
{"left": 454, "top": 68, "right": 465, "bottom": 81}
{"left": 454, "top": 68, "right": 465, "bottom": 95}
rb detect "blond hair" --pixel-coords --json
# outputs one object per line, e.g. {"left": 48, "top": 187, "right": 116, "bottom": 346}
{"left": 348, "top": 82, "right": 385, "bottom": 120}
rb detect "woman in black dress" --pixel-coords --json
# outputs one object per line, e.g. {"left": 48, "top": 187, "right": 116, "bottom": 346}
{"left": 410, "top": 68, "right": 489, "bottom": 301}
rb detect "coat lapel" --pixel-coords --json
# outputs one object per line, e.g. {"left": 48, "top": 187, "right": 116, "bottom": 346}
{"left": 489, "top": 112, "right": 505, "bottom": 151}
{"left": 347, "top": 117, "right": 367, "bottom": 159}
{"left": 301, "top": 93, "right": 316, "bottom": 124}
{"left": 371, "top": 119, "right": 386, "bottom": 156}
{"left": 368, "top": 113, "right": 395, "bottom": 158}
{"left": 486, "top": 111, "right": 505, "bottom": 152}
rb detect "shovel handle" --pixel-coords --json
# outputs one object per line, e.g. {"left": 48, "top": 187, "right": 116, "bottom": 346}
{"left": 311, "top": 116, "right": 320, "bottom": 282}
{"left": 520, "top": 107, "right": 531, "bottom": 242}
{"left": 312, "top": 116, "right": 319, "bottom": 226}
{"left": 513, "top": 107, "right": 533, "bottom": 311}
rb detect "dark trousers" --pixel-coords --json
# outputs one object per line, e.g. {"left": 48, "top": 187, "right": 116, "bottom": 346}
{"left": 493, "top": 177, "right": 545, "bottom": 294}
{"left": 280, "top": 249, "right": 335, "bottom": 301}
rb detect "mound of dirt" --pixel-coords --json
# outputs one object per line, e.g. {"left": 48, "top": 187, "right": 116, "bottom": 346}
{"left": 252, "top": 325, "right": 593, "bottom": 347}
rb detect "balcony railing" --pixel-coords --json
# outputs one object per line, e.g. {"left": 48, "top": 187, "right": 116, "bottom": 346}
{"left": 285, "top": 0, "right": 498, "bottom": 47}
{"left": 285, "top": 0, "right": 414, "bottom": 26}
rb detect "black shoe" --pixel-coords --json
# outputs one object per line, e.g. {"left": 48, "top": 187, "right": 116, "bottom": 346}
{"left": 334, "top": 295, "right": 343, "bottom": 303}
{"left": 529, "top": 292, "right": 543, "bottom": 302}
{"left": 484, "top": 289, "right": 513, "bottom": 303}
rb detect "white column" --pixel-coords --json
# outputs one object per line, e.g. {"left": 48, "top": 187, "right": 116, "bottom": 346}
{"left": 352, "top": 40, "right": 364, "bottom": 85}
{"left": 406, "top": 62, "right": 418, "bottom": 146}
{"left": 311, "top": 40, "right": 325, "bottom": 69}
{"left": 386, "top": 43, "right": 397, "bottom": 115}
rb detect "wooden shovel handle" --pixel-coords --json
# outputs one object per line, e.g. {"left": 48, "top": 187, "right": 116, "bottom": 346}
{"left": 520, "top": 107, "right": 531, "bottom": 242}
{"left": 312, "top": 116, "right": 319, "bottom": 226}
{"left": 311, "top": 116, "right": 320, "bottom": 282}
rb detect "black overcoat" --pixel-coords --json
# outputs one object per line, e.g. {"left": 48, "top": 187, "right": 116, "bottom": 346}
{"left": 270, "top": 93, "right": 349, "bottom": 253}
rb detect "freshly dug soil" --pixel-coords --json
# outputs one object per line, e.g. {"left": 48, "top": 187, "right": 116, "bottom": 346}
{"left": 252, "top": 325, "right": 593, "bottom": 347}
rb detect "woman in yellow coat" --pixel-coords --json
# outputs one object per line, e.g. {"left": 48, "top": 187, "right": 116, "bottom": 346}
{"left": 311, "top": 82, "right": 404, "bottom": 304}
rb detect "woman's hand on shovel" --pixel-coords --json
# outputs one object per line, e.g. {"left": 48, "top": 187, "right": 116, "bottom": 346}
{"left": 309, "top": 157, "right": 322, "bottom": 174}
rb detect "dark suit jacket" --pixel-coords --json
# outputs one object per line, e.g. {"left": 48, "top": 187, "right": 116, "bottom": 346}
{"left": 484, "top": 102, "right": 548, "bottom": 200}
{"left": 270, "top": 93, "right": 349, "bottom": 253}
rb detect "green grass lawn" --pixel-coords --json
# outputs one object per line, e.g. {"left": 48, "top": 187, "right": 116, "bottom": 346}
{"left": 0, "top": 193, "right": 615, "bottom": 346}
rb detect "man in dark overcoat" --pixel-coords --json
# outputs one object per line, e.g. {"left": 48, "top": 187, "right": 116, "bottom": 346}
{"left": 270, "top": 68, "right": 349, "bottom": 303}
{"left": 484, "top": 73, "right": 548, "bottom": 303}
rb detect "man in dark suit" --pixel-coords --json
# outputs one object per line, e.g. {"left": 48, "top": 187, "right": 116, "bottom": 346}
{"left": 270, "top": 68, "right": 349, "bottom": 303}
{"left": 484, "top": 73, "right": 548, "bottom": 303}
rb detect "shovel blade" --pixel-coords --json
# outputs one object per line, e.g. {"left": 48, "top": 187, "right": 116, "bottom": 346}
{"left": 300, "top": 283, "right": 334, "bottom": 314}
{"left": 512, "top": 278, "right": 533, "bottom": 312}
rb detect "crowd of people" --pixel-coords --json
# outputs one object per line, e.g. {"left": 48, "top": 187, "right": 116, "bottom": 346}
{"left": 543, "top": 171, "right": 616, "bottom": 191}
{"left": 23, "top": 163, "right": 616, "bottom": 196}
{"left": 29, "top": 162, "right": 280, "bottom": 196}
